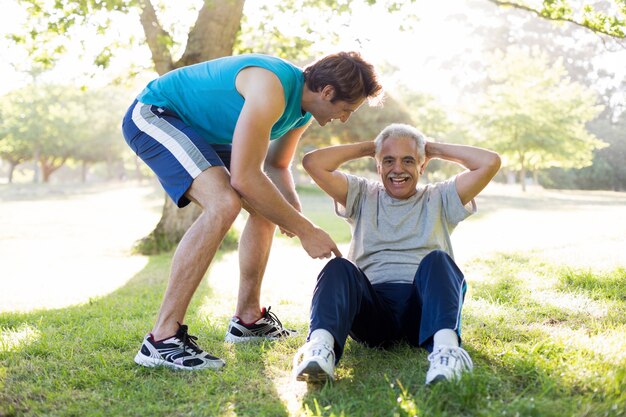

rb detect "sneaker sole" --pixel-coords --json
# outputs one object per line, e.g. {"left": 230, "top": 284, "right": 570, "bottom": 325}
{"left": 134, "top": 352, "right": 225, "bottom": 370}
{"left": 224, "top": 332, "right": 295, "bottom": 343}
{"left": 296, "top": 361, "right": 333, "bottom": 383}
{"left": 425, "top": 374, "right": 449, "bottom": 385}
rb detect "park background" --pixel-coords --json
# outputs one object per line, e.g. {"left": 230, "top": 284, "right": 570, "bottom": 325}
{"left": 1, "top": 0, "right": 625, "bottom": 416}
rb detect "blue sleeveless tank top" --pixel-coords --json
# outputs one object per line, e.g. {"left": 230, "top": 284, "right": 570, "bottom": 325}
{"left": 137, "top": 54, "right": 312, "bottom": 144}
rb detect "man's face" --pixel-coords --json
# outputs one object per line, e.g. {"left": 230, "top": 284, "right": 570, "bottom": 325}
{"left": 309, "top": 86, "right": 364, "bottom": 126}
{"left": 376, "top": 136, "right": 420, "bottom": 200}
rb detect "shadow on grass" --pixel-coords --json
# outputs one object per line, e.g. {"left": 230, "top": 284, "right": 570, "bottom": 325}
{"left": 0, "top": 252, "right": 290, "bottom": 417}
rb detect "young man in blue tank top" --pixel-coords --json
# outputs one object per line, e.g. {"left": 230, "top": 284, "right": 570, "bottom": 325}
{"left": 293, "top": 123, "right": 501, "bottom": 384}
{"left": 122, "top": 52, "right": 382, "bottom": 370}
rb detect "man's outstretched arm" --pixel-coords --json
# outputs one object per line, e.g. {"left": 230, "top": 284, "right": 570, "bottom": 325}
{"left": 230, "top": 67, "right": 340, "bottom": 259}
{"left": 302, "top": 141, "right": 376, "bottom": 207}
{"left": 423, "top": 141, "right": 501, "bottom": 205}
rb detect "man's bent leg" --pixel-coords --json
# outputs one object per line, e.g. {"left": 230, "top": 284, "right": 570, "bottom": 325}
{"left": 309, "top": 258, "right": 397, "bottom": 361}
{"left": 224, "top": 211, "right": 296, "bottom": 342}
{"left": 235, "top": 212, "right": 275, "bottom": 322}
{"left": 152, "top": 167, "right": 241, "bottom": 339}
{"left": 294, "top": 258, "right": 397, "bottom": 381}
{"left": 412, "top": 250, "right": 473, "bottom": 384}
{"left": 412, "top": 250, "right": 466, "bottom": 350}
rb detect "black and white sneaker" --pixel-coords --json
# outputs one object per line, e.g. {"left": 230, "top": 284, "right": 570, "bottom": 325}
{"left": 134, "top": 323, "right": 225, "bottom": 370}
{"left": 224, "top": 306, "right": 297, "bottom": 343}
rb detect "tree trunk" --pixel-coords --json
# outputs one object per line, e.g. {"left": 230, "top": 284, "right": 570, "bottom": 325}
{"left": 81, "top": 161, "right": 89, "bottom": 183}
{"left": 519, "top": 167, "right": 527, "bottom": 192}
{"left": 39, "top": 156, "right": 66, "bottom": 183}
{"left": 7, "top": 162, "right": 16, "bottom": 184}
{"left": 135, "top": 0, "right": 245, "bottom": 254}
{"left": 33, "top": 148, "right": 40, "bottom": 183}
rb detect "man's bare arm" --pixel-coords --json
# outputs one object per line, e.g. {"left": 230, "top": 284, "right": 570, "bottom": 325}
{"left": 424, "top": 141, "right": 501, "bottom": 205}
{"left": 230, "top": 67, "right": 340, "bottom": 259}
{"left": 303, "top": 141, "right": 376, "bottom": 207}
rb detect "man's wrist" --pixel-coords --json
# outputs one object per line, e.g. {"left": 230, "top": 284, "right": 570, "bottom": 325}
{"left": 360, "top": 141, "right": 376, "bottom": 158}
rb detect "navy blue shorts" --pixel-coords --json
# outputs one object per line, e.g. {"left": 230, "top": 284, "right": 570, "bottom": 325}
{"left": 121, "top": 99, "right": 232, "bottom": 207}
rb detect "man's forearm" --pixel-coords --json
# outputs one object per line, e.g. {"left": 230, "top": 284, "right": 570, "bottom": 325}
{"left": 303, "top": 141, "right": 375, "bottom": 173}
{"left": 426, "top": 141, "right": 498, "bottom": 171}
{"left": 231, "top": 170, "right": 311, "bottom": 235}
{"left": 265, "top": 165, "right": 300, "bottom": 211}
{"left": 426, "top": 140, "right": 501, "bottom": 205}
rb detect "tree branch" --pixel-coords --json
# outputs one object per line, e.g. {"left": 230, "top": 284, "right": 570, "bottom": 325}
{"left": 486, "top": 0, "right": 625, "bottom": 43}
{"left": 137, "top": 0, "right": 174, "bottom": 75}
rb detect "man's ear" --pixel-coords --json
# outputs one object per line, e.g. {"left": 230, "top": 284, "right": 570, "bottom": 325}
{"left": 321, "top": 85, "right": 335, "bottom": 100}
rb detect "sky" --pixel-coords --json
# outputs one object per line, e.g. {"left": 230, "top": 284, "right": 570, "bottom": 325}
{"left": 0, "top": 0, "right": 624, "bottom": 111}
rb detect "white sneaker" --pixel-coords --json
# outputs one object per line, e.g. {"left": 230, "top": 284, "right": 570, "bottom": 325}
{"left": 425, "top": 345, "right": 473, "bottom": 385}
{"left": 293, "top": 339, "right": 335, "bottom": 382}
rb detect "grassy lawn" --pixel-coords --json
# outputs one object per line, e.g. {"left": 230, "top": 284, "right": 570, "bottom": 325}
{"left": 297, "top": 185, "right": 352, "bottom": 244}
{"left": 2, "top": 184, "right": 626, "bottom": 416}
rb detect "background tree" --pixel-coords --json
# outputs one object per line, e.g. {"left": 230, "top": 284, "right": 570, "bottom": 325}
{"left": 0, "top": 84, "right": 128, "bottom": 183}
{"left": 71, "top": 88, "right": 130, "bottom": 182}
{"left": 470, "top": 1, "right": 625, "bottom": 190}
{"left": 0, "top": 129, "right": 31, "bottom": 184}
{"left": 474, "top": 46, "right": 606, "bottom": 190}
{"left": 542, "top": 110, "right": 626, "bottom": 190}
{"left": 0, "top": 84, "right": 77, "bottom": 183}
{"left": 0, "top": 93, "right": 30, "bottom": 183}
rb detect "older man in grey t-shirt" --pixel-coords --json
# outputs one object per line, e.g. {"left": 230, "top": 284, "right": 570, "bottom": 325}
{"left": 292, "top": 123, "right": 501, "bottom": 385}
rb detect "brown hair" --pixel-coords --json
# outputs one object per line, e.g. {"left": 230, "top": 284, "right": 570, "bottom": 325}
{"left": 303, "top": 51, "right": 383, "bottom": 104}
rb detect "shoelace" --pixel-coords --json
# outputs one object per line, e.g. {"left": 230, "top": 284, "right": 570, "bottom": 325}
{"left": 293, "top": 340, "right": 333, "bottom": 369}
{"left": 263, "top": 306, "right": 284, "bottom": 329}
{"left": 428, "top": 346, "right": 474, "bottom": 370}
{"left": 176, "top": 322, "right": 202, "bottom": 354}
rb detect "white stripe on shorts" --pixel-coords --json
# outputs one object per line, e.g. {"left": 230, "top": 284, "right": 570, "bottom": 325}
{"left": 131, "top": 101, "right": 204, "bottom": 177}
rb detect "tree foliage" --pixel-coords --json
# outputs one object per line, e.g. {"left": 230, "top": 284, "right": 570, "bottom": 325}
{"left": 487, "top": 0, "right": 626, "bottom": 40}
{"left": 0, "top": 84, "right": 127, "bottom": 183}
{"left": 474, "top": 46, "right": 607, "bottom": 190}
{"left": 542, "top": 111, "right": 626, "bottom": 190}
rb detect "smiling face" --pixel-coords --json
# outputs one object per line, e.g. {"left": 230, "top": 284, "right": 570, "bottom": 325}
{"left": 376, "top": 136, "right": 421, "bottom": 200}
{"left": 307, "top": 85, "right": 364, "bottom": 126}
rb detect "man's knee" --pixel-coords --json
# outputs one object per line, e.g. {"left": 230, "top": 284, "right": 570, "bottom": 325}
{"left": 188, "top": 168, "right": 242, "bottom": 224}
{"left": 415, "top": 250, "right": 464, "bottom": 287}
{"left": 423, "top": 250, "right": 452, "bottom": 264}
{"left": 213, "top": 190, "right": 242, "bottom": 224}
{"left": 318, "top": 258, "right": 361, "bottom": 285}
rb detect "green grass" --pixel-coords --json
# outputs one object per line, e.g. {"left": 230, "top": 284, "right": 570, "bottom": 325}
{"left": 2, "top": 184, "right": 626, "bottom": 416}
{"left": 2, "top": 250, "right": 625, "bottom": 417}
{"left": 297, "top": 185, "right": 352, "bottom": 244}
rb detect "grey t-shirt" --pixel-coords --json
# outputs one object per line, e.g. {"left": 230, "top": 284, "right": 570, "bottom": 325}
{"left": 335, "top": 174, "right": 476, "bottom": 285}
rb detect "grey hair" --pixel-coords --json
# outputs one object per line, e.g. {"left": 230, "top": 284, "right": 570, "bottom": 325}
{"left": 374, "top": 123, "right": 426, "bottom": 164}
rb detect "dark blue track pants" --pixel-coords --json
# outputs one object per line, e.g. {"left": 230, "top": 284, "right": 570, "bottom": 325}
{"left": 309, "top": 250, "right": 467, "bottom": 362}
